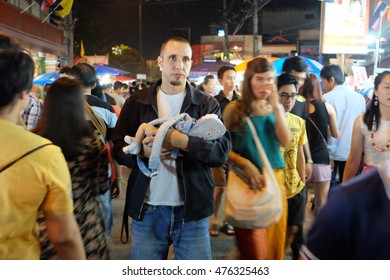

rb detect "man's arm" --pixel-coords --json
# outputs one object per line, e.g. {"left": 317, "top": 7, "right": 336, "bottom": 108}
{"left": 297, "top": 144, "right": 306, "bottom": 185}
{"left": 182, "top": 97, "right": 231, "bottom": 167}
{"left": 44, "top": 212, "right": 86, "bottom": 260}
{"left": 303, "top": 143, "right": 313, "bottom": 183}
{"left": 112, "top": 96, "right": 141, "bottom": 167}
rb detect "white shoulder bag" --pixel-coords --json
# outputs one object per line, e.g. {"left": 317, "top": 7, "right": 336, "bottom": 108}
{"left": 225, "top": 117, "right": 283, "bottom": 229}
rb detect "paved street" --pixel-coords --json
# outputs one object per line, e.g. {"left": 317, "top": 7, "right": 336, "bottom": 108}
{"left": 110, "top": 176, "right": 236, "bottom": 260}
{"left": 110, "top": 170, "right": 314, "bottom": 260}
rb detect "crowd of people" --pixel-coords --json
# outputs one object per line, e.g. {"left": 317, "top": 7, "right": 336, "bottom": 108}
{"left": 1, "top": 34, "right": 389, "bottom": 260}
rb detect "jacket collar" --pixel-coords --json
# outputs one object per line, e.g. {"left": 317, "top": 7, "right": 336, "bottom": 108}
{"left": 216, "top": 90, "right": 239, "bottom": 101}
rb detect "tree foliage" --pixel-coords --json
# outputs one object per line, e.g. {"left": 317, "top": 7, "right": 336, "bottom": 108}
{"left": 73, "top": 13, "right": 159, "bottom": 81}
{"left": 73, "top": 12, "right": 114, "bottom": 56}
{"left": 109, "top": 45, "right": 148, "bottom": 78}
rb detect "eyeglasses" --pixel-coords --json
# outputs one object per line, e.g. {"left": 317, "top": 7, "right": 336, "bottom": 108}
{"left": 279, "top": 92, "right": 298, "bottom": 101}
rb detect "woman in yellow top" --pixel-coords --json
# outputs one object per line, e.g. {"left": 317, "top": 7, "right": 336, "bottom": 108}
{"left": 0, "top": 48, "right": 85, "bottom": 260}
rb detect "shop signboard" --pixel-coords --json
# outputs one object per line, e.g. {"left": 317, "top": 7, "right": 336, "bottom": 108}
{"left": 320, "top": 0, "right": 370, "bottom": 54}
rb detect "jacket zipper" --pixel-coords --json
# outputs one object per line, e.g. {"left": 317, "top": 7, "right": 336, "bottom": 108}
{"left": 180, "top": 103, "right": 192, "bottom": 222}
{"left": 137, "top": 105, "right": 159, "bottom": 220}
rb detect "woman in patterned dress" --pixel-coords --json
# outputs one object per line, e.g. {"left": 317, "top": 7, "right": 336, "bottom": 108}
{"left": 35, "top": 77, "right": 110, "bottom": 259}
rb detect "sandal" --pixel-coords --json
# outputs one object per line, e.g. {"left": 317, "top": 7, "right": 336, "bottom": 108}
{"left": 219, "top": 223, "right": 235, "bottom": 236}
{"left": 209, "top": 224, "right": 219, "bottom": 237}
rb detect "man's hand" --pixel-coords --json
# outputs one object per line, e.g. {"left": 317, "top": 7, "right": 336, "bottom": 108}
{"left": 242, "top": 160, "right": 266, "bottom": 191}
{"left": 140, "top": 124, "right": 157, "bottom": 158}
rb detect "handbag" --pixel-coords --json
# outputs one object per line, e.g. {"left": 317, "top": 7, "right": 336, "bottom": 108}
{"left": 224, "top": 117, "right": 283, "bottom": 229}
{"left": 308, "top": 116, "right": 334, "bottom": 169}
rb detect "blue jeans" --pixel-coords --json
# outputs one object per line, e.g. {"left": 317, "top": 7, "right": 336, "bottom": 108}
{"left": 98, "top": 188, "right": 113, "bottom": 239}
{"left": 131, "top": 204, "right": 211, "bottom": 260}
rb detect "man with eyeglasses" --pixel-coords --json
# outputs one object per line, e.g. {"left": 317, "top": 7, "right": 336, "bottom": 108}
{"left": 281, "top": 56, "right": 313, "bottom": 260}
{"left": 277, "top": 73, "right": 308, "bottom": 258}
{"left": 112, "top": 37, "right": 231, "bottom": 260}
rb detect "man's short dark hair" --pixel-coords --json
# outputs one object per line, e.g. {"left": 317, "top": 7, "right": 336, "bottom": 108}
{"left": 0, "top": 35, "right": 12, "bottom": 49}
{"left": 0, "top": 49, "right": 34, "bottom": 108}
{"left": 320, "top": 64, "right": 345, "bottom": 85}
{"left": 101, "top": 83, "right": 111, "bottom": 90}
{"left": 160, "top": 37, "right": 190, "bottom": 55}
{"left": 217, "top": 66, "right": 236, "bottom": 80}
{"left": 113, "top": 81, "right": 123, "bottom": 90}
{"left": 277, "top": 73, "right": 298, "bottom": 91}
{"left": 59, "top": 66, "right": 71, "bottom": 75}
{"left": 203, "top": 75, "right": 215, "bottom": 85}
{"left": 69, "top": 63, "right": 97, "bottom": 88}
{"left": 282, "top": 56, "right": 308, "bottom": 74}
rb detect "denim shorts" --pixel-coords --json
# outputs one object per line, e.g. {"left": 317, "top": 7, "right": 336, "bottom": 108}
{"left": 131, "top": 204, "right": 211, "bottom": 260}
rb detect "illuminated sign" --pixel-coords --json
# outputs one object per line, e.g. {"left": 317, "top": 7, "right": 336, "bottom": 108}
{"left": 321, "top": 0, "right": 370, "bottom": 54}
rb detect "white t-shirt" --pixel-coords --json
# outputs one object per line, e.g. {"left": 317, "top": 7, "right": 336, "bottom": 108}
{"left": 145, "top": 87, "right": 186, "bottom": 206}
{"left": 226, "top": 91, "right": 234, "bottom": 101}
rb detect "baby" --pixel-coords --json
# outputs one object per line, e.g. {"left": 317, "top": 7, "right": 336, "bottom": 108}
{"left": 123, "top": 113, "right": 226, "bottom": 177}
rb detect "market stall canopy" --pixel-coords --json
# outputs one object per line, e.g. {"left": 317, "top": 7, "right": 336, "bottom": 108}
{"left": 93, "top": 64, "right": 129, "bottom": 76}
{"left": 189, "top": 61, "right": 235, "bottom": 77}
{"left": 114, "top": 75, "right": 136, "bottom": 83}
{"left": 273, "top": 56, "right": 323, "bottom": 77}
{"left": 33, "top": 71, "right": 59, "bottom": 85}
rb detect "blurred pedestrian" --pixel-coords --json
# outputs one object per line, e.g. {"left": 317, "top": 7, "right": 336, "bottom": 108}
{"left": 277, "top": 73, "right": 307, "bottom": 255}
{"left": 0, "top": 48, "right": 85, "bottom": 260}
{"left": 321, "top": 64, "right": 365, "bottom": 189}
{"left": 35, "top": 77, "right": 110, "bottom": 259}
{"left": 209, "top": 66, "right": 238, "bottom": 237}
{"left": 301, "top": 160, "right": 390, "bottom": 260}
{"left": 301, "top": 74, "right": 339, "bottom": 214}
{"left": 223, "top": 57, "right": 291, "bottom": 259}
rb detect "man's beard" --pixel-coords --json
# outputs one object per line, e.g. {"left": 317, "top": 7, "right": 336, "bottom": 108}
{"left": 170, "top": 80, "right": 182, "bottom": 86}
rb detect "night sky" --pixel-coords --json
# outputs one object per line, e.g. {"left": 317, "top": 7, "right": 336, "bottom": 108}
{"left": 75, "top": 0, "right": 319, "bottom": 59}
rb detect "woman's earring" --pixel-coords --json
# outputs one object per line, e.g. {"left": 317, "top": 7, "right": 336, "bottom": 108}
{"left": 374, "top": 95, "right": 378, "bottom": 106}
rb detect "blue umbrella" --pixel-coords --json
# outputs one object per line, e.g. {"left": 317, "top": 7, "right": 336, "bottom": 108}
{"left": 273, "top": 56, "right": 323, "bottom": 77}
{"left": 33, "top": 71, "right": 59, "bottom": 85}
{"left": 93, "top": 64, "right": 129, "bottom": 76}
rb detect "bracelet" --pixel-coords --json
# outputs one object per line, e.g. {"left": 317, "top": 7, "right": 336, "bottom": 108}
{"left": 307, "top": 159, "right": 313, "bottom": 164}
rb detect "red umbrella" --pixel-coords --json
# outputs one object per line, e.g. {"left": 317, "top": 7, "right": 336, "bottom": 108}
{"left": 114, "top": 75, "right": 136, "bottom": 83}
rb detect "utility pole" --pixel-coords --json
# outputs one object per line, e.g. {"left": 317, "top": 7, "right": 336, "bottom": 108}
{"left": 373, "top": 10, "right": 384, "bottom": 76}
{"left": 173, "top": 27, "right": 191, "bottom": 43}
{"left": 223, "top": 0, "right": 229, "bottom": 61}
{"left": 139, "top": 0, "right": 143, "bottom": 56}
{"left": 62, "top": 14, "right": 75, "bottom": 66}
{"left": 253, "top": 0, "right": 259, "bottom": 57}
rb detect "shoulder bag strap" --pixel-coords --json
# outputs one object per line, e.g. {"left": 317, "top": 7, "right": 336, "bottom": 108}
{"left": 308, "top": 117, "right": 328, "bottom": 147}
{"left": 0, "top": 143, "right": 53, "bottom": 173}
{"left": 84, "top": 101, "right": 107, "bottom": 140}
{"left": 244, "top": 117, "right": 273, "bottom": 173}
